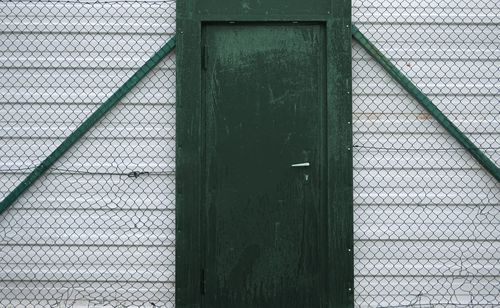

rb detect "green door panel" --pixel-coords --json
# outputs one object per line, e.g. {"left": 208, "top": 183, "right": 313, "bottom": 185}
{"left": 203, "top": 23, "right": 327, "bottom": 308}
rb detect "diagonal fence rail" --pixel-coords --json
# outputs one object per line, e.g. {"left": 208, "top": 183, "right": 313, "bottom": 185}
{"left": 352, "top": 25, "right": 500, "bottom": 182}
{"left": 0, "top": 36, "right": 176, "bottom": 216}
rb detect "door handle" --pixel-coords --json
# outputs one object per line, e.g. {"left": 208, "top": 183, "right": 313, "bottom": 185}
{"left": 291, "top": 162, "right": 310, "bottom": 168}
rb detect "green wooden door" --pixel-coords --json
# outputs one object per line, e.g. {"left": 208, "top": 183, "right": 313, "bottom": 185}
{"left": 202, "top": 23, "right": 328, "bottom": 308}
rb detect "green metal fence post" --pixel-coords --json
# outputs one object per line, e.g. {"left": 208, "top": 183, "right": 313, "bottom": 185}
{"left": 351, "top": 24, "right": 500, "bottom": 182}
{"left": 0, "top": 36, "right": 177, "bottom": 216}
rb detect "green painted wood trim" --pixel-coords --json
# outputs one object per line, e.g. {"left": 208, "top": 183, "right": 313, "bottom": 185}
{"left": 328, "top": 16, "right": 354, "bottom": 307}
{"left": 0, "top": 36, "right": 177, "bottom": 216}
{"left": 351, "top": 24, "right": 500, "bottom": 182}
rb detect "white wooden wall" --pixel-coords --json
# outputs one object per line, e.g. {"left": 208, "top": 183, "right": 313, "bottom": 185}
{"left": 352, "top": 0, "right": 499, "bottom": 306}
{"left": 0, "top": 1, "right": 176, "bottom": 307}
{"left": 0, "top": 0, "right": 498, "bottom": 307}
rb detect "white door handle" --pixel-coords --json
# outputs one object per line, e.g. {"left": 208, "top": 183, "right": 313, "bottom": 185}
{"left": 291, "top": 162, "right": 310, "bottom": 168}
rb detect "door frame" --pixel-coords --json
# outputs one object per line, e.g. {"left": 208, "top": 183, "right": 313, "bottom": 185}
{"left": 176, "top": 1, "right": 353, "bottom": 306}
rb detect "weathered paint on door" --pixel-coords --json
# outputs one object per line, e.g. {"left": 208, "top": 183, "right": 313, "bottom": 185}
{"left": 177, "top": 1, "right": 353, "bottom": 306}
{"left": 202, "top": 23, "right": 327, "bottom": 307}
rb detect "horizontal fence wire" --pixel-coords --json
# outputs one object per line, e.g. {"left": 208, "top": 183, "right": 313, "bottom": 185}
{"left": 0, "top": 0, "right": 498, "bottom": 307}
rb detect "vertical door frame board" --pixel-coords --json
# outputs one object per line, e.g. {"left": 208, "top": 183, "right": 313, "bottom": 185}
{"left": 176, "top": 1, "right": 353, "bottom": 307}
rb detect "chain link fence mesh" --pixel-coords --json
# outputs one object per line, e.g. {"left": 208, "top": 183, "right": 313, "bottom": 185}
{"left": 352, "top": 0, "right": 499, "bottom": 306}
{"left": 0, "top": 0, "right": 176, "bottom": 306}
{"left": 0, "top": 0, "right": 498, "bottom": 307}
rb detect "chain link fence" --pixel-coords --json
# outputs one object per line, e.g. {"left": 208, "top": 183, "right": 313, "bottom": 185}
{"left": 0, "top": 0, "right": 176, "bottom": 306}
{"left": 0, "top": 0, "right": 498, "bottom": 307}
{"left": 352, "top": 0, "right": 499, "bottom": 306}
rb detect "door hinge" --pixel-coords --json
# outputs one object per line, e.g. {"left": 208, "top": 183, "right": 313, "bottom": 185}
{"left": 200, "top": 268, "right": 206, "bottom": 295}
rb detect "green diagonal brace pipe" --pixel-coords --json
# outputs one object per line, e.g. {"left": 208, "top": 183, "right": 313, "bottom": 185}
{"left": 352, "top": 24, "right": 500, "bottom": 182}
{"left": 0, "top": 36, "right": 176, "bottom": 216}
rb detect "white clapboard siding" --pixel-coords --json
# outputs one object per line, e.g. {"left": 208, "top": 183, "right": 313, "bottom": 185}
{"left": 353, "top": 0, "right": 499, "bottom": 307}
{"left": 354, "top": 148, "right": 497, "bottom": 170}
{"left": 0, "top": 228, "right": 175, "bottom": 247}
{"left": 0, "top": 0, "right": 177, "bottom": 306}
{"left": 355, "top": 277, "right": 498, "bottom": 306}
{"left": 0, "top": 281, "right": 175, "bottom": 308}
{"left": 354, "top": 113, "right": 499, "bottom": 134}
{"left": 0, "top": 104, "right": 174, "bottom": 123}
{"left": 355, "top": 8, "right": 499, "bottom": 24}
{"left": 355, "top": 134, "right": 499, "bottom": 162}
{"left": 2, "top": 190, "right": 175, "bottom": 211}
{"left": 0, "top": 0, "right": 498, "bottom": 307}
{"left": 0, "top": 68, "right": 175, "bottom": 89}
{"left": 1, "top": 139, "right": 176, "bottom": 172}
{"left": 353, "top": 94, "right": 499, "bottom": 115}
{"left": 0, "top": 209, "right": 174, "bottom": 230}
{"left": 0, "top": 122, "right": 176, "bottom": 139}
{"left": 1, "top": 173, "right": 175, "bottom": 199}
